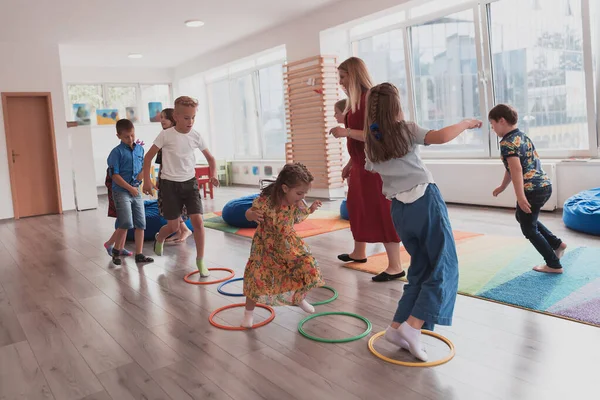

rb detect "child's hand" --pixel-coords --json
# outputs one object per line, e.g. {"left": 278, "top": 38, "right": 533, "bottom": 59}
{"left": 493, "top": 186, "right": 505, "bottom": 197}
{"left": 462, "top": 119, "right": 483, "bottom": 130}
{"left": 517, "top": 196, "right": 532, "bottom": 214}
{"left": 309, "top": 200, "right": 322, "bottom": 213}
{"left": 129, "top": 187, "right": 140, "bottom": 197}
{"left": 247, "top": 209, "right": 264, "bottom": 223}
{"left": 210, "top": 176, "right": 220, "bottom": 187}
{"left": 142, "top": 181, "right": 154, "bottom": 195}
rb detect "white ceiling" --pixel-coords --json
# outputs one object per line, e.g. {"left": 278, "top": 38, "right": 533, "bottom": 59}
{"left": 0, "top": 0, "right": 342, "bottom": 68}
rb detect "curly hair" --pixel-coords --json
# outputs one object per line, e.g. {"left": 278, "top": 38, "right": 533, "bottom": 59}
{"left": 364, "top": 83, "right": 415, "bottom": 163}
{"left": 262, "top": 163, "right": 314, "bottom": 206}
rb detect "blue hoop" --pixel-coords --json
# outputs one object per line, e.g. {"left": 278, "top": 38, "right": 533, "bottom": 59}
{"left": 217, "top": 278, "right": 245, "bottom": 297}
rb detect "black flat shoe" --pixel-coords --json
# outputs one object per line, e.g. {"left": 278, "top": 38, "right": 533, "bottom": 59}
{"left": 338, "top": 254, "right": 368, "bottom": 263}
{"left": 372, "top": 271, "right": 406, "bottom": 282}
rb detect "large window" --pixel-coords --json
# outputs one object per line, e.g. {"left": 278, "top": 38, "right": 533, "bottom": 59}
{"left": 207, "top": 80, "right": 235, "bottom": 159}
{"left": 489, "top": 0, "right": 589, "bottom": 151}
{"left": 412, "top": 9, "right": 483, "bottom": 152}
{"left": 66, "top": 83, "right": 172, "bottom": 125}
{"left": 258, "top": 64, "right": 286, "bottom": 159}
{"left": 206, "top": 62, "right": 287, "bottom": 160}
{"left": 355, "top": 29, "right": 410, "bottom": 110}
{"left": 106, "top": 85, "right": 137, "bottom": 122}
{"left": 349, "top": 0, "right": 597, "bottom": 158}
{"left": 231, "top": 74, "right": 262, "bottom": 159}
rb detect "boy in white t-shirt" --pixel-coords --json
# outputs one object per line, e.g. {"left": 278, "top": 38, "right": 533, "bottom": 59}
{"left": 143, "top": 96, "right": 219, "bottom": 277}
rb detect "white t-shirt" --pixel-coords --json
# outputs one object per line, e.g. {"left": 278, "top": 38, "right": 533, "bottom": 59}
{"left": 153, "top": 127, "right": 207, "bottom": 182}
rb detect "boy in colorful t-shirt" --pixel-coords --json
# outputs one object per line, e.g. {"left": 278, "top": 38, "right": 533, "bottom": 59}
{"left": 490, "top": 104, "right": 567, "bottom": 274}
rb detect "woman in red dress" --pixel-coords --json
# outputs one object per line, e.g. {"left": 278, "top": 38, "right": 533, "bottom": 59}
{"left": 330, "top": 57, "right": 404, "bottom": 282}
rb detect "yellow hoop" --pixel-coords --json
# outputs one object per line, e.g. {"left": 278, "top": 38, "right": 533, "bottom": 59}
{"left": 368, "top": 330, "right": 455, "bottom": 367}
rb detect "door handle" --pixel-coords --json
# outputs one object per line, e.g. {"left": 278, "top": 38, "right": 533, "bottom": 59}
{"left": 12, "top": 150, "right": 19, "bottom": 163}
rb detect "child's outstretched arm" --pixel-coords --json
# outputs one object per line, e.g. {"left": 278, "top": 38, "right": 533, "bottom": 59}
{"left": 425, "top": 119, "right": 482, "bottom": 145}
{"left": 201, "top": 148, "right": 220, "bottom": 187}
{"left": 493, "top": 171, "right": 511, "bottom": 197}
{"left": 142, "top": 145, "right": 160, "bottom": 195}
{"left": 506, "top": 157, "right": 531, "bottom": 213}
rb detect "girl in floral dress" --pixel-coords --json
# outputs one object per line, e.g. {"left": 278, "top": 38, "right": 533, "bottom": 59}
{"left": 241, "top": 163, "right": 325, "bottom": 328}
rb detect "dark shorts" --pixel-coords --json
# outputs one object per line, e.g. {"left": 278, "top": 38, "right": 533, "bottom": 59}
{"left": 160, "top": 178, "right": 203, "bottom": 220}
{"left": 157, "top": 179, "right": 188, "bottom": 221}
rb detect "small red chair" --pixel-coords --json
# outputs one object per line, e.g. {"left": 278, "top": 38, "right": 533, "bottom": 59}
{"left": 194, "top": 166, "right": 214, "bottom": 199}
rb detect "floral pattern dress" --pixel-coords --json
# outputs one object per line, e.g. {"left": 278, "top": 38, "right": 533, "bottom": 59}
{"left": 243, "top": 195, "right": 325, "bottom": 306}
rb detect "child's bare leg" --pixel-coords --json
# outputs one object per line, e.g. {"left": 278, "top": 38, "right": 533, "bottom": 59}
{"left": 113, "top": 229, "right": 127, "bottom": 251}
{"left": 134, "top": 229, "right": 154, "bottom": 263}
{"left": 104, "top": 229, "right": 120, "bottom": 255}
{"left": 134, "top": 228, "right": 144, "bottom": 255}
{"left": 175, "top": 220, "right": 192, "bottom": 243}
{"left": 110, "top": 229, "right": 127, "bottom": 266}
{"left": 117, "top": 233, "right": 132, "bottom": 256}
{"left": 242, "top": 298, "right": 256, "bottom": 327}
{"left": 154, "top": 219, "right": 179, "bottom": 256}
{"left": 190, "top": 214, "right": 209, "bottom": 277}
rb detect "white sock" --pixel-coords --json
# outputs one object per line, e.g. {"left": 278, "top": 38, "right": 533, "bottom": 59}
{"left": 397, "top": 322, "right": 428, "bottom": 362}
{"left": 298, "top": 299, "right": 315, "bottom": 314}
{"left": 241, "top": 310, "right": 254, "bottom": 328}
{"left": 384, "top": 326, "right": 410, "bottom": 350}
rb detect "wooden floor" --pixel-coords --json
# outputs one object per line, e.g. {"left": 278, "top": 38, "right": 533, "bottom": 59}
{"left": 0, "top": 186, "right": 599, "bottom": 400}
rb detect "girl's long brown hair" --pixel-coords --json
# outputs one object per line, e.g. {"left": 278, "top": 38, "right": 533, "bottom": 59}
{"left": 261, "top": 163, "right": 314, "bottom": 206}
{"left": 364, "top": 83, "right": 415, "bottom": 163}
{"left": 161, "top": 108, "right": 176, "bottom": 126}
{"left": 338, "top": 57, "right": 374, "bottom": 114}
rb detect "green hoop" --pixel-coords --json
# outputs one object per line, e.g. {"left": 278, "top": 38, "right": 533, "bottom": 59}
{"left": 298, "top": 311, "right": 372, "bottom": 343}
{"left": 310, "top": 286, "right": 339, "bottom": 306}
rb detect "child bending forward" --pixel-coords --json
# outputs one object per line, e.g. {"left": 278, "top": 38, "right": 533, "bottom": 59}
{"left": 242, "top": 163, "right": 325, "bottom": 328}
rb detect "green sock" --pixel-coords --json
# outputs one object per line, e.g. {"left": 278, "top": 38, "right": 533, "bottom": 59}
{"left": 154, "top": 233, "right": 164, "bottom": 256}
{"left": 196, "top": 259, "right": 210, "bottom": 277}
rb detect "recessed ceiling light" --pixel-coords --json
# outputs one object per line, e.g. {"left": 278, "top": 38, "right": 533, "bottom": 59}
{"left": 128, "top": 53, "right": 143, "bottom": 59}
{"left": 185, "top": 20, "right": 205, "bottom": 28}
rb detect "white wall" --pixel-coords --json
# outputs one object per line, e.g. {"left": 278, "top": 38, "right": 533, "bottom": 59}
{"left": 61, "top": 66, "right": 173, "bottom": 84}
{"left": 0, "top": 42, "right": 75, "bottom": 219}
{"left": 555, "top": 161, "right": 600, "bottom": 205}
{"left": 174, "top": 0, "right": 410, "bottom": 79}
{"left": 91, "top": 123, "right": 164, "bottom": 189}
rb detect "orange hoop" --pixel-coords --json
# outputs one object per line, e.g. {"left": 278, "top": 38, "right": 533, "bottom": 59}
{"left": 209, "top": 303, "right": 275, "bottom": 331}
{"left": 184, "top": 268, "right": 235, "bottom": 285}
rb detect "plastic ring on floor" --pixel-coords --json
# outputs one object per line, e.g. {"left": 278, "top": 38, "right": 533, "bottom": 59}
{"left": 310, "top": 286, "right": 338, "bottom": 306}
{"left": 217, "top": 278, "right": 244, "bottom": 297}
{"left": 209, "top": 303, "right": 275, "bottom": 331}
{"left": 298, "top": 311, "right": 372, "bottom": 343}
{"left": 368, "top": 330, "right": 455, "bottom": 367}
{"left": 184, "top": 268, "right": 235, "bottom": 285}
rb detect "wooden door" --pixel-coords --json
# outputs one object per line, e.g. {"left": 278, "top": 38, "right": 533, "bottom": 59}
{"left": 2, "top": 93, "right": 62, "bottom": 219}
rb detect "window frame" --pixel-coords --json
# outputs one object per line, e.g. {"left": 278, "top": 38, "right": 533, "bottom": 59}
{"left": 349, "top": 0, "right": 599, "bottom": 159}
{"left": 66, "top": 82, "right": 173, "bottom": 125}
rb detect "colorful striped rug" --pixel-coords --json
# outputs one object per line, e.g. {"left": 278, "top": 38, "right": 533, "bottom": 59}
{"left": 343, "top": 233, "right": 600, "bottom": 327}
{"left": 203, "top": 210, "right": 350, "bottom": 239}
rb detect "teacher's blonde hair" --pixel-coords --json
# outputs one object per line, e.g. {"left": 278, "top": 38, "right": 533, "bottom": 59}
{"left": 338, "top": 57, "right": 374, "bottom": 114}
